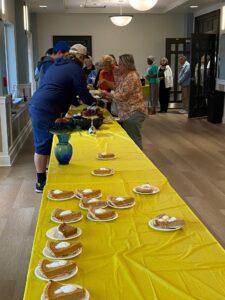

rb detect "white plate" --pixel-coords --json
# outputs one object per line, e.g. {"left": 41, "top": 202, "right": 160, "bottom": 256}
{"left": 74, "top": 192, "right": 102, "bottom": 200}
{"left": 133, "top": 186, "right": 160, "bottom": 195}
{"left": 35, "top": 264, "right": 78, "bottom": 281}
{"left": 50, "top": 214, "right": 83, "bottom": 224}
{"left": 40, "top": 284, "right": 90, "bottom": 300}
{"left": 148, "top": 219, "right": 184, "bottom": 231}
{"left": 91, "top": 170, "right": 114, "bottom": 177}
{"left": 96, "top": 156, "right": 116, "bottom": 161}
{"left": 107, "top": 200, "right": 135, "bottom": 209}
{"left": 79, "top": 201, "right": 108, "bottom": 210}
{"left": 46, "top": 227, "right": 82, "bottom": 240}
{"left": 42, "top": 247, "right": 82, "bottom": 260}
{"left": 47, "top": 192, "right": 76, "bottom": 201}
{"left": 87, "top": 212, "right": 118, "bottom": 222}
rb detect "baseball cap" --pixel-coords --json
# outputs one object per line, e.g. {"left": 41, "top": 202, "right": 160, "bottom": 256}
{"left": 69, "top": 44, "right": 87, "bottom": 56}
{"left": 53, "top": 41, "right": 70, "bottom": 53}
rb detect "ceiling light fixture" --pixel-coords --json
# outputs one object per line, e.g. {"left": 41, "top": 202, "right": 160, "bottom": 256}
{"left": 1, "top": 0, "right": 5, "bottom": 15}
{"left": 110, "top": 7, "right": 133, "bottom": 27}
{"left": 129, "top": 0, "right": 158, "bottom": 11}
{"left": 39, "top": 5, "right": 47, "bottom": 8}
{"left": 190, "top": 5, "right": 198, "bottom": 8}
{"left": 23, "top": 2, "right": 29, "bottom": 31}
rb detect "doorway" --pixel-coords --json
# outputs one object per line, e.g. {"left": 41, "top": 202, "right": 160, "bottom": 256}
{"left": 166, "top": 38, "right": 191, "bottom": 108}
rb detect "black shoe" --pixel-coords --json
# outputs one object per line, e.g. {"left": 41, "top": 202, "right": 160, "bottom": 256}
{"left": 35, "top": 181, "right": 45, "bottom": 193}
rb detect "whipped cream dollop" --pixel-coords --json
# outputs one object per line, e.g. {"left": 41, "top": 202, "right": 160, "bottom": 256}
{"left": 46, "top": 260, "right": 67, "bottom": 268}
{"left": 83, "top": 189, "right": 93, "bottom": 193}
{"left": 54, "top": 284, "right": 77, "bottom": 295}
{"left": 140, "top": 184, "right": 152, "bottom": 189}
{"left": 99, "top": 168, "right": 109, "bottom": 171}
{"left": 157, "top": 215, "right": 177, "bottom": 222}
{"left": 59, "top": 210, "right": 72, "bottom": 216}
{"left": 95, "top": 208, "right": 106, "bottom": 214}
{"left": 115, "top": 197, "right": 125, "bottom": 201}
{"left": 53, "top": 190, "right": 63, "bottom": 194}
{"left": 87, "top": 198, "right": 99, "bottom": 203}
{"left": 100, "top": 152, "right": 107, "bottom": 155}
{"left": 55, "top": 242, "right": 70, "bottom": 249}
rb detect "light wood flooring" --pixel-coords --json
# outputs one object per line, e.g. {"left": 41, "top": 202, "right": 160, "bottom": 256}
{"left": 0, "top": 111, "right": 225, "bottom": 300}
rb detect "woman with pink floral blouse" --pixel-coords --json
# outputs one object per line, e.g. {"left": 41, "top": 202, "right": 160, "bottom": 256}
{"left": 102, "top": 54, "right": 147, "bottom": 149}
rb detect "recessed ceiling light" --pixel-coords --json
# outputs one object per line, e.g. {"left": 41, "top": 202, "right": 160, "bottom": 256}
{"left": 190, "top": 5, "right": 198, "bottom": 8}
{"left": 39, "top": 5, "right": 47, "bottom": 8}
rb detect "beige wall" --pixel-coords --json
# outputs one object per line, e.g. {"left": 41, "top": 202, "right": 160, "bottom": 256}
{"left": 36, "top": 13, "right": 185, "bottom": 75}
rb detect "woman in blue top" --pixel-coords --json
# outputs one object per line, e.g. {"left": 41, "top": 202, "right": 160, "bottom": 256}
{"left": 29, "top": 44, "right": 95, "bottom": 193}
{"left": 145, "top": 56, "right": 158, "bottom": 115}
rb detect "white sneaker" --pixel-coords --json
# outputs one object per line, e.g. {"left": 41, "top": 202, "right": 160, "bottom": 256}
{"left": 178, "top": 109, "right": 188, "bottom": 114}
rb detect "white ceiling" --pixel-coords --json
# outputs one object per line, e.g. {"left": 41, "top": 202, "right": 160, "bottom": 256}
{"left": 27, "top": 0, "right": 221, "bottom": 14}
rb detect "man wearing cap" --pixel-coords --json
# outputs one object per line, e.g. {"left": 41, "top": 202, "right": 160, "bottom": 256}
{"left": 35, "top": 41, "right": 70, "bottom": 88}
{"left": 29, "top": 44, "right": 95, "bottom": 193}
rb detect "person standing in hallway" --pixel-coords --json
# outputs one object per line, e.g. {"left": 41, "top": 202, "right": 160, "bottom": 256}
{"left": 29, "top": 44, "right": 95, "bottom": 193}
{"left": 145, "top": 56, "right": 158, "bottom": 115}
{"left": 158, "top": 57, "right": 173, "bottom": 113}
{"left": 178, "top": 55, "right": 191, "bottom": 114}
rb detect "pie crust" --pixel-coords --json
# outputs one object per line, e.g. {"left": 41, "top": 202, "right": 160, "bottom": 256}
{"left": 80, "top": 198, "right": 107, "bottom": 209}
{"left": 154, "top": 214, "right": 185, "bottom": 228}
{"left": 92, "top": 168, "right": 113, "bottom": 175}
{"left": 136, "top": 184, "right": 154, "bottom": 193}
{"left": 76, "top": 188, "right": 101, "bottom": 199}
{"left": 97, "top": 152, "right": 115, "bottom": 159}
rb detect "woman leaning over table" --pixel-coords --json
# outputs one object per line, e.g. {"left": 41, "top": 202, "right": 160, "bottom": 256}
{"left": 158, "top": 57, "right": 173, "bottom": 113}
{"left": 29, "top": 44, "right": 95, "bottom": 193}
{"left": 102, "top": 54, "right": 147, "bottom": 149}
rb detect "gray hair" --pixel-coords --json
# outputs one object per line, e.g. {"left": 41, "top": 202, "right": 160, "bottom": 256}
{"left": 119, "top": 54, "right": 136, "bottom": 71}
{"left": 148, "top": 56, "right": 156, "bottom": 62}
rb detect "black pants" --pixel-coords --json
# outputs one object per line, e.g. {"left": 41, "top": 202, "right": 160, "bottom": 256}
{"left": 159, "top": 81, "right": 171, "bottom": 112}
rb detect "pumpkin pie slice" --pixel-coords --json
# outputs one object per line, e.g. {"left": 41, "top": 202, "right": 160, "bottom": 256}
{"left": 48, "top": 190, "right": 75, "bottom": 200}
{"left": 52, "top": 208, "right": 82, "bottom": 222}
{"left": 88, "top": 207, "right": 116, "bottom": 220}
{"left": 97, "top": 152, "right": 115, "bottom": 159}
{"left": 76, "top": 188, "right": 101, "bottom": 199}
{"left": 154, "top": 214, "right": 185, "bottom": 229}
{"left": 92, "top": 168, "right": 113, "bottom": 176}
{"left": 46, "top": 241, "right": 82, "bottom": 258}
{"left": 39, "top": 259, "right": 76, "bottom": 279}
{"left": 108, "top": 196, "right": 135, "bottom": 207}
{"left": 80, "top": 198, "right": 107, "bottom": 209}
{"left": 136, "top": 184, "right": 154, "bottom": 193}
{"left": 43, "top": 280, "right": 86, "bottom": 300}
{"left": 57, "top": 223, "right": 78, "bottom": 238}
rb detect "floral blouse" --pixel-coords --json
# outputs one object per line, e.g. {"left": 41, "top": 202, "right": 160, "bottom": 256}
{"left": 113, "top": 71, "right": 147, "bottom": 121}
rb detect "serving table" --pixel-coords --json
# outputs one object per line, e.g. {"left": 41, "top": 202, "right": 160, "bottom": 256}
{"left": 23, "top": 112, "right": 225, "bottom": 300}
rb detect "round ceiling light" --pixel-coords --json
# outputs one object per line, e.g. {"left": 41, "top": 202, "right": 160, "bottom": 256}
{"left": 110, "top": 15, "right": 133, "bottom": 26}
{"left": 129, "top": 0, "right": 158, "bottom": 11}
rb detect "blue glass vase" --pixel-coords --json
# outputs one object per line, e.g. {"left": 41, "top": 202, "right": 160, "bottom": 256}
{"left": 54, "top": 133, "right": 73, "bottom": 165}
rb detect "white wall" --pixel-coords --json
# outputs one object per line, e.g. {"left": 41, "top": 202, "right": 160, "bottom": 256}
{"left": 36, "top": 13, "right": 185, "bottom": 75}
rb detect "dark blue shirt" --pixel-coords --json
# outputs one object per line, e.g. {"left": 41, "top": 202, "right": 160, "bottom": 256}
{"left": 30, "top": 58, "right": 95, "bottom": 116}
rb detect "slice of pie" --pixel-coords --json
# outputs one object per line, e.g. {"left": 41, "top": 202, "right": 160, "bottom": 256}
{"left": 97, "top": 152, "right": 115, "bottom": 159}
{"left": 88, "top": 207, "right": 116, "bottom": 220}
{"left": 52, "top": 208, "right": 82, "bottom": 222}
{"left": 38, "top": 259, "right": 76, "bottom": 279}
{"left": 80, "top": 198, "right": 107, "bottom": 209}
{"left": 48, "top": 190, "right": 75, "bottom": 200}
{"left": 76, "top": 188, "right": 101, "bottom": 199}
{"left": 43, "top": 280, "right": 86, "bottom": 300}
{"left": 136, "top": 184, "right": 154, "bottom": 193}
{"left": 108, "top": 196, "right": 135, "bottom": 207}
{"left": 46, "top": 241, "right": 82, "bottom": 258}
{"left": 92, "top": 168, "right": 113, "bottom": 175}
{"left": 57, "top": 223, "right": 78, "bottom": 238}
{"left": 154, "top": 214, "right": 185, "bottom": 229}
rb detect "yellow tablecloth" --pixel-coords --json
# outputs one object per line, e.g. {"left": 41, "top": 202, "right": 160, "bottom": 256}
{"left": 23, "top": 119, "right": 225, "bottom": 300}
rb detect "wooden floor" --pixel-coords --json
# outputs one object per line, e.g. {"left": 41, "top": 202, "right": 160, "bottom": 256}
{"left": 0, "top": 111, "right": 225, "bottom": 299}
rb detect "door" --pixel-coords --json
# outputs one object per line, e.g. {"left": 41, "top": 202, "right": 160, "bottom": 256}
{"left": 189, "top": 33, "right": 216, "bottom": 118}
{"left": 166, "top": 38, "right": 191, "bottom": 107}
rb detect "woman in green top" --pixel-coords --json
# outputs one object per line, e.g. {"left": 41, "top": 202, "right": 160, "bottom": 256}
{"left": 145, "top": 56, "right": 158, "bottom": 114}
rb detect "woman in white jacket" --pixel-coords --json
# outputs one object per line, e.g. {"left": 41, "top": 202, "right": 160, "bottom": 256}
{"left": 158, "top": 57, "right": 173, "bottom": 113}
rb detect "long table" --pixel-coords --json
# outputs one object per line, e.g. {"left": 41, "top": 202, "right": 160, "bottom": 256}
{"left": 23, "top": 116, "right": 225, "bottom": 300}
